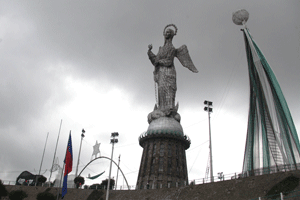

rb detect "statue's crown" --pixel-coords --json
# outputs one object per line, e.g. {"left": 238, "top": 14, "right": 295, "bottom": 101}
{"left": 163, "top": 24, "right": 178, "bottom": 36}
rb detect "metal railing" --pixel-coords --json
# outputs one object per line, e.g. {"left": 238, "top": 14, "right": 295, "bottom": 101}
{"left": 242, "top": 163, "right": 300, "bottom": 177}
{"left": 2, "top": 163, "right": 300, "bottom": 190}
{"left": 191, "top": 163, "right": 300, "bottom": 185}
{"left": 1, "top": 180, "right": 16, "bottom": 185}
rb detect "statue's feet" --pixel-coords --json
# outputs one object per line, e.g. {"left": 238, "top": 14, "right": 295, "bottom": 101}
{"left": 147, "top": 104, "right": 181, "bottom": 124}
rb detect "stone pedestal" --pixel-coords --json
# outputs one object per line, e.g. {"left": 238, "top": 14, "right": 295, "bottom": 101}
{"left": 136, "top": 117, "right": 190, "bottom": 189}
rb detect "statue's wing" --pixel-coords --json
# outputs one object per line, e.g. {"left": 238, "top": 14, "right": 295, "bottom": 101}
{"left": 175, "top": 45, "right": 198, "bottom": 73}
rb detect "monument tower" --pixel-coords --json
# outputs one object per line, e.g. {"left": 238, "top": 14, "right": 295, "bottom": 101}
{"left": 233, "top": 10, "right": 300, "bottom": 175}
{"left": 136, "top": 24, "right": 198, "bottom": 189}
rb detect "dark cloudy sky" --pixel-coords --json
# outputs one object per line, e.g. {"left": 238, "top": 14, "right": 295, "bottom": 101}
{"left": 1, "top": 0, "right": 299, "bottom": 186}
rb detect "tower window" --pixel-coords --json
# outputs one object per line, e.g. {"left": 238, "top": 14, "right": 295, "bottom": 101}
{"left": 150, "top": 157, "right": 155, "bottom": 174}
{"left": 176, "top": 144, "right": 179, "bottom": 160}
{"left": 159, "top": 157, "right": 164, "bottom": 172}
{"left": 153, "top": 143, "right": 156, "bottom": 156}
{"left": 143, "top": 144, "right": 149, "bottom": 175}
{"left": 160, "top": 143, "right": 164, "bottom": 156}
{"left": 167, "top": 157, "right": 172, "bottom": 174}
{"left": 168, "top": 143, "right": 172, "bottom": 157}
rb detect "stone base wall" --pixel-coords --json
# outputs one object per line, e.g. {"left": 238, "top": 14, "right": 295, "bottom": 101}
{"left": 136, "top": 136, "right": 188, "bottom": 189}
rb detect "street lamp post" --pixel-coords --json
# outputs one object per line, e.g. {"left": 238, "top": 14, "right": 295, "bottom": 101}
{"left": 106, "top": 132, "right": 119, "bottom": 200}
{"left": 204, "top": 100, "right": 213, "bottom": 182}
{"left": 75, "top": 129, "right": 85, "bottom": 179}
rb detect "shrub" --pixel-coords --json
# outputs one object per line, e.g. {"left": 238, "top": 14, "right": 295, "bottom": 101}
{"left": 0, "top": 180, "right": 8, "bottom": 198}
{"left": 36, "top": 191, "right": 55, "bottom": 200}
{"left": 9, "top": 190, "right": 28, "bottom": 200}
{"left": 74, "top": 176, "right": 85, "bottom": 188}
{"left": 37, "top": 175, "right": 47, "bottom": 185}
{"left": 100, "top": 178, "right": 115, "bottom": 190}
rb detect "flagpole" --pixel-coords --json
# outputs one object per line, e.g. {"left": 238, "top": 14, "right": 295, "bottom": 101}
{"left": 57, "top": 131, "right": 72, "bottom": 200}
{"left": 56, "top": 131, "right": 69, "bottom": 200}
{"left": 36, "top": 132, "right": 49, "bottom": 186}
{"left": 56, "top": 161, "right": 65, "bottom": 200}
{"left": 50, "top": 119, "right": 63, "bottom": 184}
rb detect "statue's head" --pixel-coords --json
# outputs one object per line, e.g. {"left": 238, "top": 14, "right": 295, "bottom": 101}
{"left": 163, "top": 24, "right": 177, "bottom": 40}
{"left": 165, "top": 29, "right": 175, "bottom": 39}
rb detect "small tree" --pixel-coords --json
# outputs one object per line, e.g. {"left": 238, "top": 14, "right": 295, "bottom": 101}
{"left": 0, "top": 180, "right": 8, "bottom": 198}
{"left": 9, "top": 190, "right": 28, "bottom": 200}
{"left": 74, "top": 176, "right": 85, "bottom": 188}
{"left": 100, "top": 178, "right": 115, "bottom": 190}
{"left": 37, "top": 175, "right": 47, "bottom": 186}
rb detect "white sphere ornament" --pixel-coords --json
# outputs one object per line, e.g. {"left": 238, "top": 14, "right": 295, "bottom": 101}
{"left": 232, "top": 9, "right": 249, "bottom": 25}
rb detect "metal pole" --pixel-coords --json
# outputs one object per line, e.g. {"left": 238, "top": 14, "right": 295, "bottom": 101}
{"left": 208, "top": 110, "right": 213, "bottom": 182}
{"left": 106, "top": 139, "right": 115, "bottom": 200}
{"left": 75, "top": 136, "right": 83, "bottom": 177}
{"left": 204, "top": 101, "right": 213, "bottom": 183}
{"left": 50, "top": 119, "right": 63, "bottom": 184}
{"left": 36, "top": 132, "right": 49, "bottom": 186}
{"left": 56, "top": 163, "right": 65, "bottom": 200}
{"left": 115, "top": 155, "right": 120, "bottom": 190}
{"left": 75, "top": 129, "right": 85, "bottom": 178}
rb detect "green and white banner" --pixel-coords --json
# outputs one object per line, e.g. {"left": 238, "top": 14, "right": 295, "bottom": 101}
{"left": 242, "top": 27, "right": 300, "bottom": 174}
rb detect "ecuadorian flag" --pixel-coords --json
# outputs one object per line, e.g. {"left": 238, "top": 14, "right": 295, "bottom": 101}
{"left": 62, "top": 132, "right": 73, "bottom": 199}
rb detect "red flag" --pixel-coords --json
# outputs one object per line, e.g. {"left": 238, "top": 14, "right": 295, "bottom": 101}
{"left": 64, "top": 133, "right": 73, "bottom": 175}
{"left": 62, "top": 132, "right": 73, "bottom": 198}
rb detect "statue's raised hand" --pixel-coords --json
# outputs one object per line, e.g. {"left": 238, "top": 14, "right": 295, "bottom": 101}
{"left": 148, "top": 44, "right": 153, "bottom": 51}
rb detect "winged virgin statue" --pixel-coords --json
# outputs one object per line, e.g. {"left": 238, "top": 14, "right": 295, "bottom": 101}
{"left": 147, "top": 24, "right": 198, "bottom": 123}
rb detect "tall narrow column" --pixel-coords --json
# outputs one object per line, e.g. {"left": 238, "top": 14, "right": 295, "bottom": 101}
{"left": 204, "top": 100, "right": 213, "bottom": 182}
